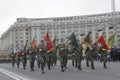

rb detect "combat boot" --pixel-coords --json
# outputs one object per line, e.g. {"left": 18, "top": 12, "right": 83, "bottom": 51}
{"left": 103, "top": 63, "right": 107, "bottom": 68}
{"left": 61, "top": 66, "right": 65, "bottom": 72}
{"left": 91, "top": 64, "right": 95, "bottom": 69}
{"left": 31, "top": 67, "right": 34, "bottom": 71}
{"left": 72, "top": 61, "right": 74, "bottom": 66}
{"left": 61, "top": 68, "right": 65, "bottom": 72}
{"left": 75, "top": 64, "right": 77, "bottom": 68}
{"left": 42, "top": 70, "right": 45, "bottom": 74}
{"left": 12, "top": 63, "right": 14, "bottom": 67}
{"left": 78, "top": 65, "right": 82, "bottom": 70}
{"left": 86, "top": 63, "right": 90, "bottom": 67}
{"left": 23, "top": 66, "right": 25, "bottom": 69}
{"left": 48, "top": 67, "right": 52, "bottom": 70}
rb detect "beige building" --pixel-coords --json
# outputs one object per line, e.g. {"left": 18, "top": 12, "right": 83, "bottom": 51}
{"left": 1, "top": 12, "right": 120, "bottom": 53}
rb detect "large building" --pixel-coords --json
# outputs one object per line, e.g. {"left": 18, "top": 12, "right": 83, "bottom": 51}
{"left": 1, "top": 12, "right": 120, "bottom": 53}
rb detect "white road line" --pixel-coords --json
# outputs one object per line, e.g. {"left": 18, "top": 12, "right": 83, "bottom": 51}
{"left": 0, "top": 67, "right": 27, "bottom": 80}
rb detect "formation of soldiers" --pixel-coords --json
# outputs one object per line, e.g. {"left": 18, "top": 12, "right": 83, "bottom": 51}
{"left": 8, "top": 39, "right": 112, "bottom": 74}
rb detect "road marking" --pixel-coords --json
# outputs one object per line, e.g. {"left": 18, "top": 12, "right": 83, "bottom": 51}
{"left": 0, "top": 67, "right": 27, "bottom": 80}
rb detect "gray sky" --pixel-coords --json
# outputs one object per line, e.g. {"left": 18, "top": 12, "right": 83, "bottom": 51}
{"left": 0, "top": 0, "right": 120, "bottom": 37}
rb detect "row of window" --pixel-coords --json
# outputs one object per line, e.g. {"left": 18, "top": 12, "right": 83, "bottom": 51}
{"left": 25, "top": 18, "right": 120, "bottom": 27}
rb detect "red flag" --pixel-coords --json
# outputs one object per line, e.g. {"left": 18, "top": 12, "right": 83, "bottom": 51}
{"left": 102, "top": 43, "right": 109, "bottom": 50}
{"left": 32, "top": 39, "right": 37, "bottom": 50}
{"left": 97, "top": 34, "right": 109, "bottom": 50}
{"left": 44, "top": 32, "right": 53, "bottom": 52}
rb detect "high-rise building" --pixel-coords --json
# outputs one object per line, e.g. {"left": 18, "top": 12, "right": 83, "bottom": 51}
{"left": 1, "top": 12, "right": 120, "bottom": 53}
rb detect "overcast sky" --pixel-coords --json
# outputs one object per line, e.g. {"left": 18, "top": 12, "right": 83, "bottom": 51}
{"left": 0, "top": 0, "right": 120, "bottom": 37}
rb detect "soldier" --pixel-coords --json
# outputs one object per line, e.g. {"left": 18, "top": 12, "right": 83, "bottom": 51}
{"left": 39, "top": 40, "right": 46, "bottom": 73}
{"left": 85, "top": 46, "right": 95, "bottom": 69}
{"left": 21, "top": 50, "right": 27, "bottom": 69}
{"left": 10, "top": 51, "right": 16, "bottom": 67}
{"left": 37, "top": 47, "right": 41, "bottom": 68}
{"left": 58, "top": 42, "right": 68, "bottom": 72}
{"left": 76, "top": 44, "right": 83, "bottom": 70}
{"left": 99, "top": 47, "right": 108, "bottom": 68}
{"left": 52, "top": 52, "right": 57, "bottom": 66}
{"left": 16, "top": 51, "right": 21, "bottom": 68}
{"left": 50, "top": 44, "right": 57, "bottom": 67}
{"left": 29, "top": 45, "right": 36, "bottom": 71}
{"left": 67, "top": 43, "right": 75, "bottom": 66}
{"left": 46, "top": 51, "right": 52, "bottom": 70}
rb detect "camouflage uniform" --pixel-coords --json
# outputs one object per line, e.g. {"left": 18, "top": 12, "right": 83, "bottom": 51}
{"left": 39, "top": 41, "right": 46, "bottom": 73}
{"left": 76, "top": 44, "right": 83, "bottom": 70}
{"left": 16, "top": 51, "right": 21, "bottom": 68}
{"left": 46, "top": 52, "right": 52, "bottom": 70}
{"left": 51, "top": 50, "right": 57, "bottom": 66}
{"left": 58, "top": 43, "right": 68, "bottom": 72}
{"left": 37, "top": 45, "right": 41, "bottom": 68}
{"left": 99, "top": 48, "right": 108, "bottom": 68}
{"left": 85, "top": 47, "right": 95, "bottom": 69}
{"left": 10, "top": 51, "right": 15, "bottom": 67}
{"left": 21, "top": 50, "right": 27, "bottom": 69}
{"left": 29, "top": 46, "right": 36, "bottom": 71}
{"left": 67, "top": 45, "right": 75, "bottom": 66}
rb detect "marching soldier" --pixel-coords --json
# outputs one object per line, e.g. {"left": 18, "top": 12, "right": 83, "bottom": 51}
{"left": 58, "top": 42, "right": 68, "bottom": 72}
{"left": 85, "top": 46, "right": 95, "bottom": 69}
{"left": 29, "top": 45, "right": 36, "bottom": 71}
{"left": 51, "top": 41, "right": 58, "bottom": 67}
{"left": 50, "top": 46, "right": 57, "bottom": 67}
{"left": 21, "top": 50, "right": 27, "bottom": 69}
{"left": 67, "top": 43, "right": 75, "bottom": 66}
{"left": 76, "top": 44, "right": 83, "bottom": 70}
{"left": 16, "top": 51, "right": 21, "bottom": 68}
{"left": 37, "top": 47, "right": 41, "bottom": 68}
{"left": 46, "top": 51, "right": 52, "bottom": 70}
{"left": 10, "top": 50, "right": 15, "bottom": 67}
{"left": 39, "top": 40, "right": 46, "bottom": 73}
{"left": 99, "top": 47, "right": 108, "bottom": 68}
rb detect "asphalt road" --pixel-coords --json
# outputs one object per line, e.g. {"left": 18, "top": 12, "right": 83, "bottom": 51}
{"left": 0, "top": 60, "right": 120, "bottom": 80}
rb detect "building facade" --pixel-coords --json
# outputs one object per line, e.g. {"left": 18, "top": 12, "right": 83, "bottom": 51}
{"left": 1, "top": 12, "right": 120, "bottom": 53}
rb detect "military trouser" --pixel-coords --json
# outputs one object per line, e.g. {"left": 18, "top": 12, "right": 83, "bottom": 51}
{"left": 40, "top": 56, "right": 46, "bottom": 73}
{"left": 16, "top": 58, "right": 20, "bottom": 68}
{"left": 22, "top": 58, "right": 27, "bottom": 69}
{"left": 64, "top": 55, "right": 68, "bottom": 68}
{"left": 74, "top": 55, "right": 79, "bottom": 68}
{"left": 86, "top": 56, "right": 90, "bottom": 67}
{"left": 52, "top": 55, "right": 57, "bottom": 66}
{"left": 76, "top": 55, "right": 82, "bottom": 70}
{"left": 12, "top": 62, "right": 15, "bottom": 67}
{"left": 51, "top": 56, "right": 54, "bottom": 67}
{"left": 86, "top": 55, "right": 95, "bottom": 69}
{"left": 72, "top": 55, "right": 75, "bottom": 66}
{"left": 60, "top": 56, "right": 66, "bottom": 72}
{"left": 47, "top": 56, "right": 51, "bottom": 70}
{"left": 29, "top": 56, "right": 35, "bottom": 71}
{"left": 102, "top": 55, "right": 107, "bottom": 68}
{"left": 37, "top": 55, "right": 41, "bottom": 68}
{"left": 11, "top": 58, "right": 15, "bottom": 67}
